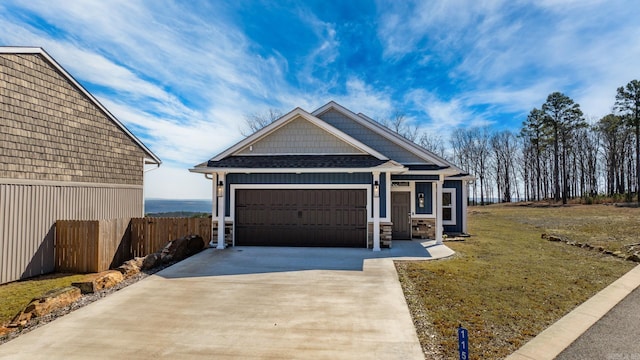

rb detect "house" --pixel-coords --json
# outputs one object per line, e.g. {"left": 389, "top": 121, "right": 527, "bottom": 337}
{"left": 190, "top": 101, "right": 472, "bottom": 250}
{"left": 0, "top": 47, "right": 161, "bottom": 284}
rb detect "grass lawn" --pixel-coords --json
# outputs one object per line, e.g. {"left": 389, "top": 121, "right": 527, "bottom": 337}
{"left": 396, "top": 203, "right": 637, "bottom": 359}
{"left": 0, "top": 273, "right": 91, "bottom": 327}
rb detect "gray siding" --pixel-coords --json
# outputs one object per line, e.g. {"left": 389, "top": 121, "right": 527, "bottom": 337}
{"left": 0, "top": 53, "right": 147, "bottom": 185}
{"left": 316, "top": 109, "right": 428, "bottom": 164}
{"left": 225, "top": 172, "right": 386, "bottom": 218}
{"left": 0, "top": 180, "right": 143, "bottom": 284}
{"left": 236, "top": 116, "right": 363, "bottom": 155}
{"left": 444, "top": 180, "right": 463, "bottom": 233}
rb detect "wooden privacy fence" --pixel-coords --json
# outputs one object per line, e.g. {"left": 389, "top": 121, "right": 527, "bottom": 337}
{"left": 55, "top": 217, "right": 212, "bottom": 273}
{"left": 129, "top": 217, "right": 212, "bottom": 258}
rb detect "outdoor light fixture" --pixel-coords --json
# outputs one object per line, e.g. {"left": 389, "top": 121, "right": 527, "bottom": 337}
{"left": 217, "top": 180, "right": 224, "bottom": 197}
{"left": 418, "top": 193, "right": 425, "bottom": 208}
{"left": 373, "top": 180, "right": 380, "bottom": 198}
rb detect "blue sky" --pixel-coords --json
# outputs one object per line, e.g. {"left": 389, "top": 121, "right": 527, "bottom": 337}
{"left": 1, "top": 0, "right": 639, "bottom": 199}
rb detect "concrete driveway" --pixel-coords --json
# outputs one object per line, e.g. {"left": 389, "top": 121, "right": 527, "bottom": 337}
{"left": 0, "top": 241, "right": 453, "bottom": 359}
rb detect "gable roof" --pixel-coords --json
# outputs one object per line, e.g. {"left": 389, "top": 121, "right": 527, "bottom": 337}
{"left": 210, "top": 107, "right": 388, "bottom": 162}
{"left": 312, "top": 101, "right": 462, "bottom": 173}
{"left": 0, "top": 46, "right": 161, "bottom": 165}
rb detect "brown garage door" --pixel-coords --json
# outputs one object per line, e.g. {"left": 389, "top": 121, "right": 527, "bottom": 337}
{"left": 235, "top": 189, "right": 367, "bottom": 247}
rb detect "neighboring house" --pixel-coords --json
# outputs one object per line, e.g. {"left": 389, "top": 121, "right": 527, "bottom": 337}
{"left": 191, "top": 101, "right": 472, "bottom": 251}
{"left": 0, "top": 47, "right": 161, "bottom": 284}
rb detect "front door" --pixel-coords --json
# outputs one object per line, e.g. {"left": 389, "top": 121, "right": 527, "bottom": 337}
{"left": 391, "top": 192, "right": 411, "bottom": 239}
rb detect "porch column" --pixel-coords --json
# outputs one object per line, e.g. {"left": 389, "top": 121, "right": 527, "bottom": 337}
{"left": 462, "top": 180, "right": 468, "bottom": 234}
{"left": 372, "top": 172, "right": 381, "bottom": 251}
{"left": 435, "top": 175, "right": 444, "bottom": 245}
{"left": 217, "top": 172, "right": 226, "bottom": 249}
{"left": 210, "top": 176, "right": 217, "bottom": 247}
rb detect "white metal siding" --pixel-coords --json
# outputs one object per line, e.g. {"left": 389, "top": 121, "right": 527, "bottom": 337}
{"left": 0, "top": 181, "right": 143, "bottom": 284}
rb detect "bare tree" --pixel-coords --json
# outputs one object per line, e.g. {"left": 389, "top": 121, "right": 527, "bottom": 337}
{"left": 240, "top": 108, "right": 283, "bottom": 136}
{"left": 491, "top": 130, "right": 518, "bottom": 202}
{"left": 419, "top": 132, "right": 447, "bottom": 158}
{"left": 380, "top": 111, "right": 420, "bottom": 142}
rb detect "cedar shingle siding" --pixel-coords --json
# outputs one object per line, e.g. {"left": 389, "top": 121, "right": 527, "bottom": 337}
{"left": 1, "top": 50, "right": 158, "bottom": 284}
{"left": 0, "top": 53, "right": 145, "bottom": 184}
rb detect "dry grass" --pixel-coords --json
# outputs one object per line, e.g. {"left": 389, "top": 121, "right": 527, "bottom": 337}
{"left": 0, "top": 273, "right": 91, "bottom": 326}
{"left": 507, "top": 203, "right": 640, "bottom": 252}
{"left": 396, "top": 204, "right": 637, "bottom": 359}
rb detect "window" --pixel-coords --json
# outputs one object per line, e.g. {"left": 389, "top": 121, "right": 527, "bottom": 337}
{"left": 442, "top": 188, "right": 456, "bottom": 225}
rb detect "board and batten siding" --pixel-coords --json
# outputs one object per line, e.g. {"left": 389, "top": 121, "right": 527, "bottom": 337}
{"left": 0, "top": 180, "right": 143, "bottom": 284}
{"left": 443, "top": 180, "right": 464, "bottom": 233}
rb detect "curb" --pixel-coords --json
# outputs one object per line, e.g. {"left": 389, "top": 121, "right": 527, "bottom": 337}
{"left": 506, "top": 264, "right": 640, "bottom": 360}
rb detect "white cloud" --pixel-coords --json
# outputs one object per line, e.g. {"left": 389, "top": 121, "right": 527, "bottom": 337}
{"left": 334, "top": 77, "right": 393, "bottom": 118}
{"left": 144, "top": 165, "right": 211, "bottom": 200}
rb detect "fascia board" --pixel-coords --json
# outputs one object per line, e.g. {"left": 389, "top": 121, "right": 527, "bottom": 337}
{"left": 0, "top": 47, "right": 162, "bottom": 165}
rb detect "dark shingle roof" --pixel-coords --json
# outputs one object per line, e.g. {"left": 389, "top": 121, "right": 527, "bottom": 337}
{"left": 207, "top": 155, "right": 387, "bottom": 168}
{"left": 406, "top": 164, "right": 449, "bottom": 171}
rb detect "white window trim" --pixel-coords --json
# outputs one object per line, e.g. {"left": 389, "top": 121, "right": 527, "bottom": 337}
{"left": 442, "top": 188, "right": 456, "bottom": 225}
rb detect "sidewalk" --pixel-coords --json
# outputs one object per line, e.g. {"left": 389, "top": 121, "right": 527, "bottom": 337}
{"left": 507, "top": 265, "right": 640, "bottom": 360}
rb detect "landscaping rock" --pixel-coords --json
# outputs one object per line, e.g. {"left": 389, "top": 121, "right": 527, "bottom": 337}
{"left": 72, "top": 270, "right": 124, "bottom": 294}
{"left": 142, "top": 252, "right": 161, "bottom": 270}
{"left": 542, "top": 233, "right": 564, "bottom": 242}
{"left": 160, "top": 235, "right": 204, "bottom": 263}
{"left": 116, "top": 257, "right": 144, "bottom": 278}
{"left": 626, "top": 254, "right": 640, "bottom": 262}
{"left": 9, "top": 286, "right": 81, "bottom": 327}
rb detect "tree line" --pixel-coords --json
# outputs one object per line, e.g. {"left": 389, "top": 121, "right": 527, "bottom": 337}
{"left": 422, "top": 80, "right": 640, "bottom": 205}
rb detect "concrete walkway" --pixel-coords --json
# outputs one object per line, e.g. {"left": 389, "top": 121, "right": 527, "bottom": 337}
{"left": 507, "top": 265, "right": 640, "bottom": 360}
{"left": 0, "top": 240, "right": 453, "bottom": 360}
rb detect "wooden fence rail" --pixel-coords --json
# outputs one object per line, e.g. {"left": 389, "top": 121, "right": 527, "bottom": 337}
{"left": 55, "top": 217, "right": 212, "bottom": 273}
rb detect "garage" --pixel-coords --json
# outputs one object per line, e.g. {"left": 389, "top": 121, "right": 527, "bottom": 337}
{"left": 235, "top": 189, "right": 367, "bottom": 247}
